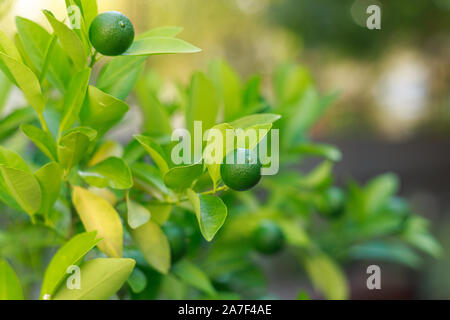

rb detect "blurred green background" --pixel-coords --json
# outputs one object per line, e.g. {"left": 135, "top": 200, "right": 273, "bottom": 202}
{"left": 0, "top": 0, "right": 449, "bottom": 299}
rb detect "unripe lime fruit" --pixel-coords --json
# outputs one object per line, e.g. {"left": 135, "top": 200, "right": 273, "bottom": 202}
{"left": 162, "top": 222, "right": 187, "bottom": 264}
{"left": 220, "top": 148, "right": 261, "bottom": 191}
{"left": 89, "top": 11, "right": 135, "bottom": 56}
{"left": 252, "top": 220, "right": 285, "bottom": 255}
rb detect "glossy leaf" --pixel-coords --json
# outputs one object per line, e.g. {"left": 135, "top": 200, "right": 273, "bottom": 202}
{"left": 127, "top": 194, "right": 151, "bottom": 229}
{"left": 163, "top": 163, "right": 203, "bottom": 190}
{"left": 80, "top": 86, "right": 129, "bottom": 138}
{"left": 186, "top": 72, "right": 219, "bottom": 135}
{"left": 230, "top": 113, "right": 281, "bottom": 129}
{"left": 97, "top": 56, "right": 146, "bottom": 100}
{"left": 58, "top": 127, "right": 97, "bottom": 176}
{"left": 130, "top": 220, "right": 170, "bottom": 274}
{"left": 134, "top": 135, "right": 170, "bottom": 175}
{"left": 135, "top": 80, "right": 171, "bottom": 135}
{"left": 0, "top": 260, "right": 23, "bottom": 300}
{"left": 147, "top": 203, "right": 172, "bottom": 225}
{"left": 52, "top": 258, "right": 135, "bottom": 300}
{"left": 204, "top": 123, "right": 234, "bottom": 190}
{"left": 0, "top": 108, "right": 35, "bottom": 142}
{"left": 137, "top": 26, "right": 184, "bottom": 39}
{"left": 72, "top": 186, "right": 123, "bottom": 258}
{"left": 21, "top": 124, "right": 57, "bottom": 161}
{"left": 59, "top": 68, "right": 91, "bottom": 134}
{"left": 34, "top": 162, "right": 62, "bottom": 219}
{"left": 88, "top": 141, "right": 123, "bottom": 167}
{"left": 187, "top": 189, "right": 227, "bottom": 241}
{"left": 0, "top": 165, "right": 41, "bottom": 217}
{"left": 79, "top": 157, "right": 133, "bottom": 190}
{"left": 15, "top": 16, "right": 72, "bottom": 92}
{"left": 40, "top": 231, "right": 101, "bottom": 299}
{"left": 123, "top": 37, "right": 201, "bottom": 56}
{"left": 209, "top": 60, "right": 242, "bottom": 121}
{"left": 43, "top": 10, "right": 87, "bottom": 70}
{"left": 0, "top": 52, "right": 45, "bottom": 114}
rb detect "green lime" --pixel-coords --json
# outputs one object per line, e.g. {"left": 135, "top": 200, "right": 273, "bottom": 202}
{"left": 220, "top": 148, "right": 262, "bottom": 191}
{"left": 89, "top": 11, "right": 135, "bottom": 56}
{"left": 162, "top": 222, "right": 187, "bottom": 263}
{"left": 320, "top": 187, "right": 345, "bottom": 218}
{"left": 252, "top": 220, "right": 285, "bottom": 255}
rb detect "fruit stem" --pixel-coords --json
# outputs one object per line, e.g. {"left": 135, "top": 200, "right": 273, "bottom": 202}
{"left": 150, "top": 186, "right": 229, "bottom": 205}
{"left": 89, "top": 50, "right": 98, "bottom": 68}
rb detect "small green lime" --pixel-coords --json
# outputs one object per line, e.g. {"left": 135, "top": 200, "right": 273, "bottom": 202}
{"left": 220, "top": 148, "right": 261, "bottom": 191}
{"left": 162, "top": 222, "right": 187, "bottom": 263}
{"left": 252, "top": 220, "right": 285, "bottom": 255}
{"left": 89, "top": 11, "right": 135, "bottom": 56}
{"left": 319, "top": 187, "right": 345, "bottom": 218}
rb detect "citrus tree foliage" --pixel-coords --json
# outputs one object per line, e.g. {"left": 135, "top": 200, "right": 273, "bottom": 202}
{"left": 0, "top": 1, "right": 441, "bottom": 300}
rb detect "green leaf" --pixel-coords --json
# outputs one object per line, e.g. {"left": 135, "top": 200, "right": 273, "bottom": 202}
{"left": 292, "top": 142, "right": 342, "bottom": 162}
{"left": 131, "top": 219, "right": 170, "bottom": 274}
{"left": 21, "top": 124, "right": 57, "bottom": 161}
{"left": 43, "top": 10, "right": 87, "bottom": 70}
{"left": 187, "top": 189, "right": 227, "bottom": 242}
{"left": 40, "top": 231, "right": 101, "bottom": 299}
{"left": 163, "top": 163, "right": 203, "bottom": 190}
{"left": 0, "top": 52, "right": 45, "bottom": 114}
{"left": 0, "top": 108, "right": 35, "bottom": 142}
{"left": 172, "top": 260, "right": 215, "bottom": 295}
{"left": 132, "top": 162, "right": 170, "bottom": 197}
{"left": 282, "top": 88, "right": 337, "bottom": 146}
{"left": 298, "top": 161, "right": 333, "bottom": 189}
{"left": 52, "top": 258, "right": 135, "bottom": 300}
{"left": 58, "top": 127, "right": 97, "bottom": 176}
{"left": 79, "top": 0, "right": 98, "bottom": 30}
{"left": 203, "top": 123, "right": 234, "bottom": 189}
{"left": 123, "top": 37, "right": 201, "bottom": 56}
{"left": 0, "top": 165, "right": 41, "bottom": 217}
{"left": 363, "top": 173, "right": 399, "bottom": 215}
{"left": 34, "top": 162, "right": 62, "bottom": 219}
{"left": 137, "top": 26, "right": 184, "bottom": 39}
{"left": 0, "top": 30, "right": 22, "bottom": 84}
{"left": 135, "top": 79, "right": 171, "bottom": 135}
{"left": 97, "top": 56, "right": 146, "bottom": 100}
{"left": 127, "top": 195, "right": 151, "bottom": 229}
{"left": 147, "top": 203, "right": 172, "bottom": 225}
{"left": 88, "top": 141, "right": 123, "bottom": 167}
{"left": 127, "top": 267, "right": 147, "bottom": 293}
{"left": 79, "top": 157, "right": 133, "bottom": 190}
{"left": 72, "top": 186, "right": 123, "bottom": 258}
{"left": 0, "top": 146, "right": 29, "bottom": 172}
{"left": 274, "top": 63, "right": 312, "bottom": 108}
{"left": 59, "top": 68, "right": 91, "bottom": 135}
{"left": 348, "top": 241, "right": 422, "bottom": 269}
{"left": 134, "top": 135, "right": 170, "bottom": 175}
{"left": 15, "top": 16, "right": 73, "bottom": 92}
{"left": 186, "top": 72, "right": 220, "bottom": 136}
{"left": 230, "top": 113, "right": 281, "bottom": 129}
{"left": 0, "top": 260, "right": 23, "bottom": 300}
{"left": 80, "top": 86, "right": 129, "bottom": 138}
{"left": 209, "top": 60, "right": 242, "bottom": 121}
{"left": 0, "top": 147, "right": 29, "bottom": 210}
{"left": 302, "top": 252, "right": 348, "bottom": 300}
